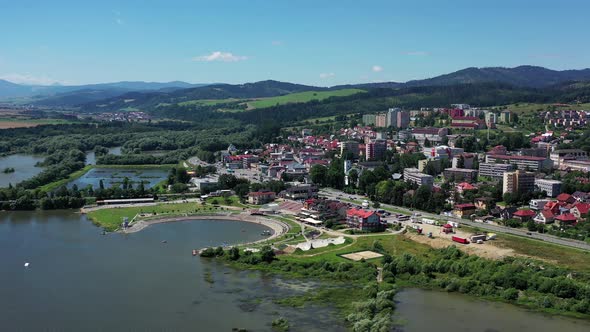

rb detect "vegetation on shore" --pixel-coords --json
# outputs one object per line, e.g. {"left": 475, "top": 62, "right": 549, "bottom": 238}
{"left": 201, "top": 233, "right": 590, "bottom": 330}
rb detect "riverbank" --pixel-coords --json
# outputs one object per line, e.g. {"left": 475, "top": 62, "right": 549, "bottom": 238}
{"left": 39, "top": 165, "right": 94, "bottom": 192}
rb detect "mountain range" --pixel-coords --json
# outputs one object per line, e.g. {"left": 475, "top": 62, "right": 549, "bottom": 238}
{"left": 0, "top": 80, "right": 207, "bottom": 99}
{"left": 2, "top": 65, "right": 590, "bottom": 109}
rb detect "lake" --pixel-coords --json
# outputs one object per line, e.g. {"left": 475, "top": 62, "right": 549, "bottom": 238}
{"left": 68, "top": 167, "right": 168, "bottom": 189}
{"left": 85, "top": 147, "right": 122, "bottom": 165}
{"left": 0, "top": 210, "right": 345, "bottom": 331}
{"left": 1, "top": 211, "right": 589, "bottom": 331}
{"left": 0, "top": 154, "right": 45, "bottom": 187}
{"left": 394, "top": 288, "right": 590, "bottom": 331}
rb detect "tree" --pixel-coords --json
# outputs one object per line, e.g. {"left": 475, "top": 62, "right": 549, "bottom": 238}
{"left": 310, "top": 165, "right": 328, "bottom": 187}
{"left": 260, "top": 245, "right": 276, "bottom": 263}
{"left": 348, "top": 169, "right": 359, "bottom": 187}
{"left": 228, "top": 247, "right": 240, "bottom": 260}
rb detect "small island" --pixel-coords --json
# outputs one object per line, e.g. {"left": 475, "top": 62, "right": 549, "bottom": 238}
{"left": 3, "top": 167, "right": 15, "bottom": 173}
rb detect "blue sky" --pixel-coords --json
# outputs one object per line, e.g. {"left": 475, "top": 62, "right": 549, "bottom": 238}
{"left": 0, "top": 0, "right": 589, "bottom": 86}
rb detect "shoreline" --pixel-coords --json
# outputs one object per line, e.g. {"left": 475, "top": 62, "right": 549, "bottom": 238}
{"left": 121, "top": 213, "right": 289, "bottom": 245}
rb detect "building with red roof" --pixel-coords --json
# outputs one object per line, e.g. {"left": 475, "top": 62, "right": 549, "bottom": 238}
{"left": 534, "top": 210, "right": 555, "bottom": 224}
{"left": 456, "top": 182, "right": 477, "bottom": 194}
{"left": 555, "top": 213, "right": 577, "bottom": 226}
{"left": 556, "top": 193, "right": 575, "bottom": 204}
{"left": 571, "top": 203, "right": 590, "bottom": 220}
{"left": 346, "top": 208, "right": 383, "bottom": 232}
{"left": 513, "top": 209, "right": 536, "bottom": 221}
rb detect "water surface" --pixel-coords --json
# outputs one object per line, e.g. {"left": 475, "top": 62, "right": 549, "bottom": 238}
{"left": 0, "top": 210, "right": 344, "bottom": 331}
{"left": 68, "top": 167, "right": 168, "bottom": 189}
{"left": 0, "top": 154, "right": 45, "bottom": 187}
{"left": 394, "top": 288, "right": 590, "bottom": 332}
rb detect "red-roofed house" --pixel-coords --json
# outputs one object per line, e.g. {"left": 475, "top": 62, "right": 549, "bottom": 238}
{"left": 346, "top": 208, "right": 383, "bottom": 231}
{"left": 513, "top": 209, "right": 536, "bottom": 221}
{"left": 453, "top": 203, "right": 476, "bottom": 218}
{"left": 571, "top": 203, "right": 590, "bottom": 220}
{"left": 555, "top": 213, "right": 577, "bottom": 226}
{"left": 543, "top": 201, "right": 561, "bottom": 215}
{"left": 556, "top": 193, "right": 576, "bottom": 204}
{"left": 534, "top": 210, "right": 555, "bottom": 224}
{"left": 456, "top": 182, "right": 477, "bottom": 194}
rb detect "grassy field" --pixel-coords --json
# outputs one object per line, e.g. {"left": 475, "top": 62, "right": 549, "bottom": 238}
{"left": 247, "top": 89, "right": 365, "bottom": 109}
{"left": 0, "top": 118, "right": 75, "bottom": 129}
{"left": 178, "top": 98, "right": 243, "bottom": 107}
{"left": 501, "top": 102, "right": 590, "bottom": 115}
{"left": 39, "top": 165, "right": 94, "bottom": 192}
{"left": 493, "top": 233, "right": 590, "bottom": 274}
{"left": 205, "top": 195, "right": 247, "bottom": 208}
{"left": 86, "top": 201, "right": 236, "bottom": 231}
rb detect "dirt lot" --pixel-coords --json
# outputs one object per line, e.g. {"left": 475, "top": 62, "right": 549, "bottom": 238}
{"left": 0, "top": 121, "right": 40, "bottom": 129}
{"left": 341, "top": 250, "right": 384, "bottom": 261}
{"left": 404, "top": 223, "right": 518, "bottom": 260}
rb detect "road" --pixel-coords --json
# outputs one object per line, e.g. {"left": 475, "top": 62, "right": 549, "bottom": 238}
{"left": 319, "top": 188, "right": 590, "bottom": 252}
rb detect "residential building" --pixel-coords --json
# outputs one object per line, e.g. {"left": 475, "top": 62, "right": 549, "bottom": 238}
{"left": 247, "top": 191, "right": 276, "bottom": 205}
{"left": 534, "top": 210, "right": 555, "bottom": 224}
{"left": 502, "top": 170, "right": 535, "bottom": 194}
{"left": 453, "top": 203, "right": 476, "bottom": 218}
{"left": 485, "top": 154, "right": 553, "bottom": 171}
{"left": 529, "top": 199, "right": 551, "bottom": 210}
{"left": 534, "top": 179, "right": 562, "bottom": 198}
{"left": 366, "top": 139, "right": 387, "bottom": 160}
{"left": 550, "top": 149, "right": 588, "bottom": 168}
{"left": 443, "top": 168, "right": 478, "bottom": 183}
{"left": 386, "top": 108, "right": 400, "bottom": 127}
{"left": 362, "top": 114, "right": 376, "bottom": 126}
{"left": 279, "top": 185, "right": 319, "bottom": 200}
{"left": 478, "top": 162, "right": 513, "bottom": 180}
{"left": 403, "top": 168, "right": 434, "bottom": 188}
{"left": 375, "top": 113, "right": 387, "bottom": 127}
{"left": 418, "top": 158, "right": 442, "bottom": 174}
{"left": 571, "top": 203, "right": 590, "bottom": 220}
{"left": 485, "top": 112, "right": 497, "bottom": 127}
{"left": 513, "top": 209, "right": 536, "bottom": 221}
{"left": 499, "top": 111, "right": 512, "bottom": 123}
{"left": 411, "top": 127, "right": 448, "bottom": 144}
{"left": 340, "top": 141, "right": 360, "bottom": 158}
{"left": 451, "top": 153, "right": 474, "bottom": 169}
{"left": 424, "top": 145, "right": 465, "bottom": 159}
{"left": 396, "top": 110, "right": 410, "bottom": 129}
{"left": 346, "top": 208, "right": 384, "bottom": 231}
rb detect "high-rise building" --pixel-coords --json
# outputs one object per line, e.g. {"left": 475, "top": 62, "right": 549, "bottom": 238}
{"left": 503, "top": 170, "right": 535, "bottom": 194}
{"left": 387, "top": 108, "right": 400, "bottom": 127}
{"left": 534, "top": 179, "right": 562, "bottom": 198}
{"left": 340, "top": 141, "right": 360, "bottom": 158}
{"left": 375, "top": 114, "right": 387, "bottom": 127}
{"left": 362, "top": 114, "right": 376, "bottom": 126}
{"left": 396, "top": 111, "right": 410, "bottom": 129}
{"left": 403, "top": 168, "right": 434, "bottom": 188}
{"left": 366, "top": 139, "right": 387, "bottom": 160}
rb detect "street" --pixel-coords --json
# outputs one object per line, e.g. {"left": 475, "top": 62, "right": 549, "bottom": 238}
{"left": 319, "top": 188, "right": 590, "bottom": 252}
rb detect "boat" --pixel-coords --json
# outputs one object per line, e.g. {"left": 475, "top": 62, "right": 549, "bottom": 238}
{"left": 192, "top": 249, "right": 197, "bottom": 256}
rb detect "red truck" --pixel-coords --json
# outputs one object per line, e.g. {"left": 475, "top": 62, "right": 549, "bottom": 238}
{"left": 452, "top": 236, "right": 470, "bottom": 244}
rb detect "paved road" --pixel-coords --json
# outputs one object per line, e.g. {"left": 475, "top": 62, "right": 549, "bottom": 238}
{"left": 319, "top": 188, "right": 590, "bottom": 252}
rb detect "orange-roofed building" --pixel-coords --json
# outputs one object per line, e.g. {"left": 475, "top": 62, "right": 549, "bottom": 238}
{"left": 346, "top": 208, "right": 383, "bottom": 232}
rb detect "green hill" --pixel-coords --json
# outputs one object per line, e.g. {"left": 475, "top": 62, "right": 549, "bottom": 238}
{"left": 247, "top": 89, "right": 365, "bottom": 109}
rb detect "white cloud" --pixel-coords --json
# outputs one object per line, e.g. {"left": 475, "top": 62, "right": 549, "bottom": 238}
{"left": 0, "top": 73, "right": 66, "bottom": 85}
{"left": 372, "top": 65, "right": 383, "bottom": 72}
{"left": 319, "top": 72, "right": 335, "bottom": 79}
{"left": 192, "top": 51, "right": 248, "bottom": 62}
{"left": 403, "top": 51, "right": 430, "bottom": 56}
{"left": 271, "top": 40, "right": 283, "bottom": 46}
{"left": 113, "top": 10, "right": 123, "bottom": 25}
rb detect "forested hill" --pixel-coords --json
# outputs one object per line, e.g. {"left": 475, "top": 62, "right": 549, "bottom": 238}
{"left": 80, "top": 80, "right": 327, "bottom": 112}
{"left": 334, "top": 66, "right": 590, "bottom": 90}
{"left": 141, "top": 82, "right": 590, "bottom": 127}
